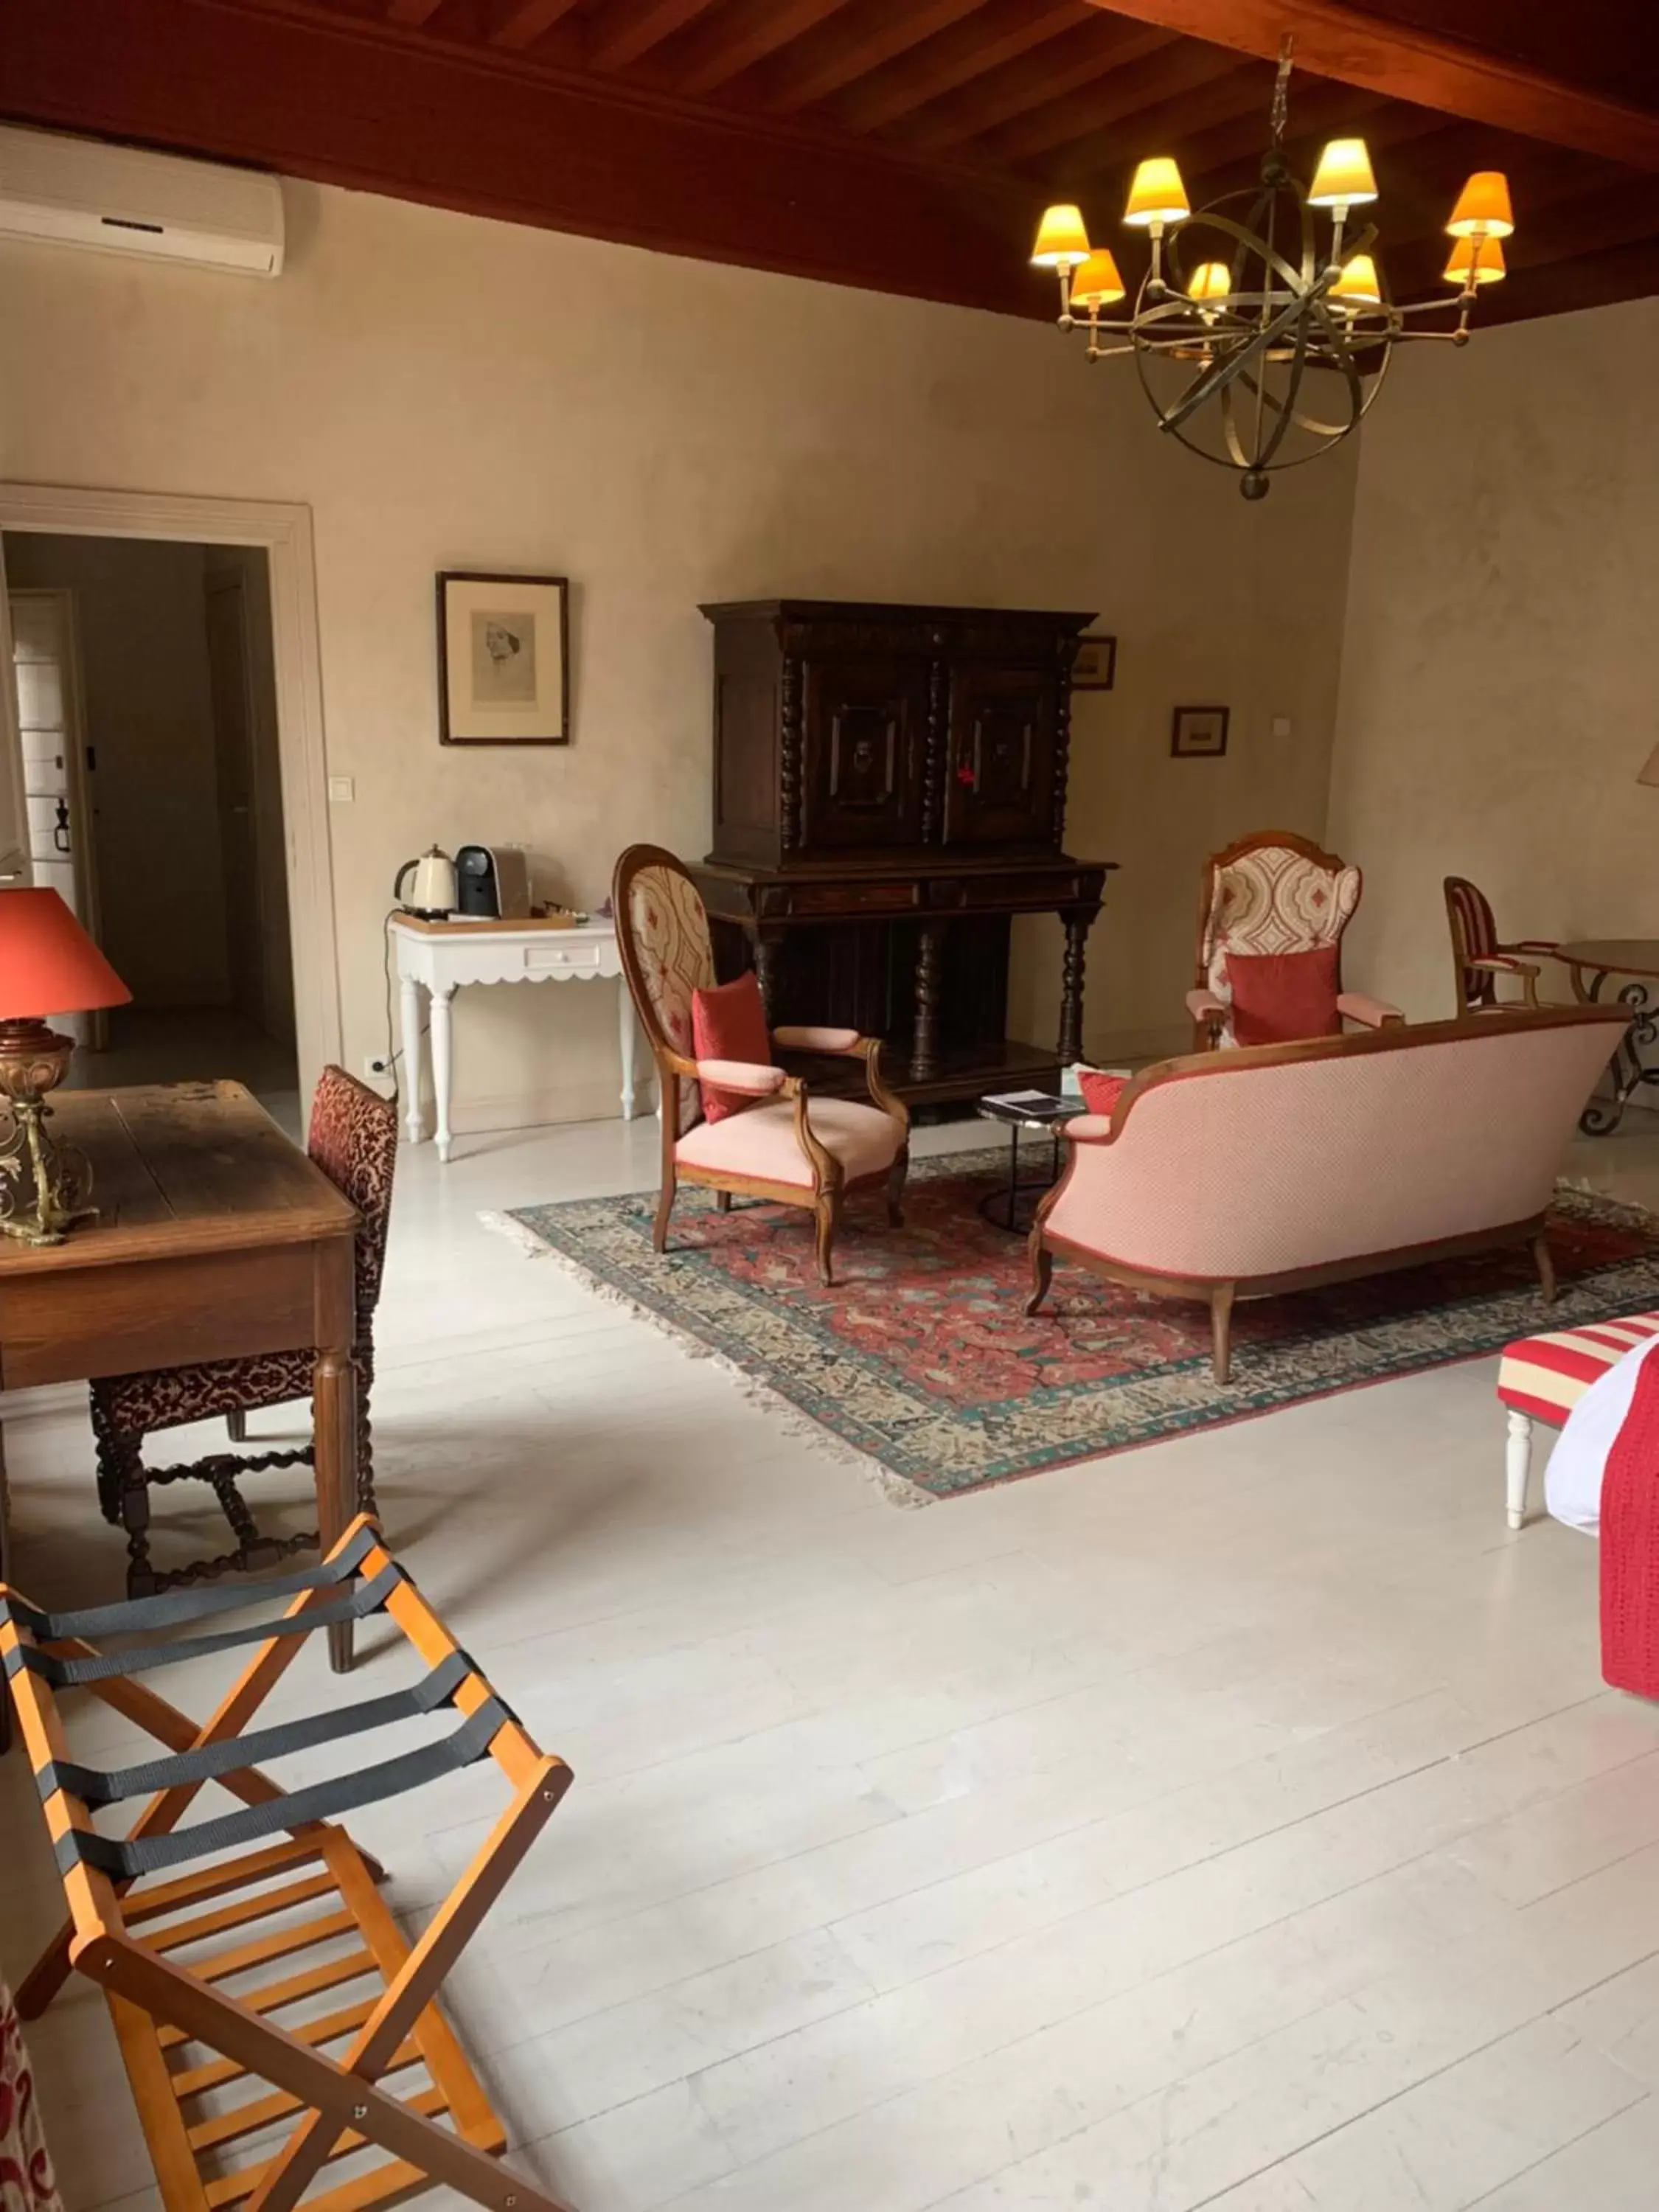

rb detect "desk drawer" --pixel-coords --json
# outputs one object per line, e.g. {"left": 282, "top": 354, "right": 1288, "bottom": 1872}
{"left": 522, "top": 939, "right": 605, "bottom": 977}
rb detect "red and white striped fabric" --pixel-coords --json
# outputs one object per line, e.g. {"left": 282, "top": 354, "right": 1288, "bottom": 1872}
{"left": 1495, "top": 1314, "right": 1659, "bottom": 1426}
{"left": 1601, "top": 1346, "right": 1659, "bottom": 1698}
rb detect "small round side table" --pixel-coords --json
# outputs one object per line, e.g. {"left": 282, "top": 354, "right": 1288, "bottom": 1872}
{"left": 975, "top": 1093, "right": 1085, "bottom": 1233}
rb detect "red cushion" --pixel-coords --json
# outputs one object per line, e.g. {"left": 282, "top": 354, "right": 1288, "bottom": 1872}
{"left": 1225, "top": 947, "right": 1341, "bottom": 1047}
{"left": 1077, "top": 1069, "right": 1129, "bottom": 1116}
{"left": 692, "top": 971, "right": 773, "bottom": 1123}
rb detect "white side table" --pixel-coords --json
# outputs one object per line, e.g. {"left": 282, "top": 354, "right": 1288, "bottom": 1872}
{"left": 389, "top": 915, "right": 643, "bottom": 1161}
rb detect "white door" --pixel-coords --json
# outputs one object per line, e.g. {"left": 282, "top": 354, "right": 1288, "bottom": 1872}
{"left": 0, "top": 538, "right": 29, "bottom": 891}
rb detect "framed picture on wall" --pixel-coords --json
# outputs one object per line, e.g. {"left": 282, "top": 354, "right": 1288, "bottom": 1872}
{"left": 437, "top": 571, "right": 569, "bottom": 745}
{"left": 1072, "top": 633, "right": 1117, "bottom": 691}
{"left": 1171, "top": 704, "right": 1229, "bottom": 759}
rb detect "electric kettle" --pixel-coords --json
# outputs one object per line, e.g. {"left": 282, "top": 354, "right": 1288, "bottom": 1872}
{"left": 394, "top": 846, "right": 457, "bottom": 919}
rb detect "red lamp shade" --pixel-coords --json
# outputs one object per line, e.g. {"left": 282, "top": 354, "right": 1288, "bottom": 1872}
{"left": 0, "top": 888, "right": 131, "bottom": 1020}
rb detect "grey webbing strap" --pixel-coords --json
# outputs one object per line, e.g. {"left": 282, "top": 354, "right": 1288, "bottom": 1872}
{"left": 38, "top": 1651, "right": 472, "bottom": 1809}
{"left": 55, "top": 1694, "right": 510, "bottom": 1879}
{"left": 3, "top": 1523, "right": 379, "bottom": 1642}
{"left": 9, "top": 1562, "right": 403, "bottom": 1688}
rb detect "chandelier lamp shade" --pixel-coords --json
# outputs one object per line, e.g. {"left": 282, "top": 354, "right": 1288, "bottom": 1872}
{"left": 0, "top": 886, "right": 131, "bottom": 1244}
{"left": 1030, "top": 41, "right": 1515, "bottom": 498}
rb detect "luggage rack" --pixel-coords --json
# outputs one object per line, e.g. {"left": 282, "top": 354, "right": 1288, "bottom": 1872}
{"left": 1, "top": 1517, "right": 575, "bottom": 2212}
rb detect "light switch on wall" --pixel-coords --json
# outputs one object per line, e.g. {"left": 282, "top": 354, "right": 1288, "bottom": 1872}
{"left": 328, "top": 776, "right": 355, "bottom": 802}
{"left": 1270, "top": 716, "right": 1292, "bottom": 738}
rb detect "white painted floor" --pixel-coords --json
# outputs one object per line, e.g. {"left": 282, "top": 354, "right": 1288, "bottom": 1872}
{"left": 7, "top": 1107, "right": 1659, "bottom": 2212}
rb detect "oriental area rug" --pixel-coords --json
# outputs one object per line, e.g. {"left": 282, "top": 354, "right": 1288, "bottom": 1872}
{"left": 486, "top": 1149, "right": 1659, "bottom": 1505}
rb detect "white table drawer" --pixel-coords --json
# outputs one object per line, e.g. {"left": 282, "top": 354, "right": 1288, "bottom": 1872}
{"left": 523, "top": 939, "right": 605, "bottom": 975}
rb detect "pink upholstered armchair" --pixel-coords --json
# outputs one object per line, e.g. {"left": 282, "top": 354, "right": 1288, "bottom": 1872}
{"left": 1187, "top": 829, "right": 1401, "bottom": 1049}
{"left": 613, "top": 845, "right": 909, "bottom": 1285}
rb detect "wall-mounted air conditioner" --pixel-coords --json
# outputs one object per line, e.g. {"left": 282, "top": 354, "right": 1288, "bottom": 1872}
{"left": 0, "top": 125, "right": 284, "bottom": 277}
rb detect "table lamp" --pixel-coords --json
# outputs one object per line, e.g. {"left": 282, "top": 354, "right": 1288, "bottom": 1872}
{"left": 0, "top": 887, "right": 131, "bottom": 1245}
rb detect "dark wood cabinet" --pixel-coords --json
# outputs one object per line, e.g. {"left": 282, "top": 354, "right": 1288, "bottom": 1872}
{"left": 696, "top": 600, "right": 1115, "bottom": 1105}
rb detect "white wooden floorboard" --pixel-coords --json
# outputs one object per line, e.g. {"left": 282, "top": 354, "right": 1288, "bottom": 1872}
{"left": 4, "top": 1107, "right": 1659, "bottom": 2212}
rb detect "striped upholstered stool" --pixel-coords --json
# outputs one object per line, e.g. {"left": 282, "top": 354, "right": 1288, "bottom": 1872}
{"left": 1497, "top": 1313, "right": 1659, "bottom": 1528}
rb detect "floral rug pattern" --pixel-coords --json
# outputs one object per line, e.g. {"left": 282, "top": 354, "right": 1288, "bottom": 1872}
{"left": 501, "top": 1149, "right": 1659, "bottom": 1500}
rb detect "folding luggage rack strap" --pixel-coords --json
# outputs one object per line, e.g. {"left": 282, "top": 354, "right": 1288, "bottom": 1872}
{"left": 0, "top": 1514, "right": 577, "bottom": 2212}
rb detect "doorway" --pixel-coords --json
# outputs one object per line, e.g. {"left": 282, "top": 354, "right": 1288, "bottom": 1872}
{"left": 4, "top": 532, "right": 299, "bottom": 1125}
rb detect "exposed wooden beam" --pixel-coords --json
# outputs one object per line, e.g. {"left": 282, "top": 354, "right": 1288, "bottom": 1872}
{"left": 671, "top": 0, "right": 853, "bottom": 99}
{"left": 585, "top": 0, "right": 722, "bottom": 74}
{"left": 761, "top": 0, "right": 993, "bottom": 119}
{"left": 908, "top": 18, "right": 1172, "bottom": 151}
{"left": 1182, "top": 99, "right": 1453, "bottom": 212}
{"left": 1078, "top": 0, "right": 1659, "bottom": 170}
{"left": 0, "top": 0, "right": 1044, "bottom": 317}
{"left": 832, "top": 0, "right": 1089, "bottom": 136}
{"left": 386, "top": 0, "right": 447, "bottom": 24}
{"left": 985, "top": 40, "right": 1242, "bottom": 166}
{"left": 487, "top": 0, "right": 582, "bottom": 49}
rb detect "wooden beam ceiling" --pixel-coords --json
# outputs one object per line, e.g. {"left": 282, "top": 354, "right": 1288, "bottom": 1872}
{"left": 586, "top": 0, "right": 723, "bottom": 74}
{"left": 831, "top": 0, "right": 1088, "bottom": 136}
{"left": 759, "top": 0, "right": 994, "bottom": 118}
{"left": 905, "top": 19, "right": 1174, "bottom": 153}
{"left": 671, "top": 0, "right": 855, "bottom": 97}
{"left": 487, "top": 0, "right": 582, "bottom": 49}
{"left": 1078, "top": 0, "right": 1659, "bottom": 169}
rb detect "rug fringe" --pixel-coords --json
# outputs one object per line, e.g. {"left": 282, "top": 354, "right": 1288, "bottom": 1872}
{"left": 477, "top": 1208, "right": 934, "bottom": 1510}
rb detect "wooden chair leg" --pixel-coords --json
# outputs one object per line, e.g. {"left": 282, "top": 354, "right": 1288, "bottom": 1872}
{"left": 1210, "top": 1284, "right": 1237, "bottom": 1384}
{"left": 715, "top": 1190, "right": 732, "bottom": 1211}
{"left": 1026, "top": 1237, "right": 1053, "bottom": 1317}
{"left": 1506, "top": 1408, "right": 1534, "bottom": 1530}
{"left": 886, "top": 1148, "right": 908, "bottom": 1229}
{"left": 1531, "top": 1233, "right": 1557, "bottom": 1303}
{"left": 355, "top": 1353, "right": 378, "bottom": 1523}
{"left": 117, "top": 1439, "right": 157, "bottom": 1599}
{"left": 653, "top": 1169, "right": 677, "bottom": 1253}
{"left": 227, "top": 1409, "right": 248, "bottom": 1442}
{"left": 91, "top": 1391, "right": 127, "bottom": 1526}
{"left": 814, "top": 1193, "right": 839, "bottom": 1287}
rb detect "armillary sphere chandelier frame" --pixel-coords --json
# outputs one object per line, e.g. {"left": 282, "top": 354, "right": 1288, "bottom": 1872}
{"left": 1031, "top": 38, "right": 1516, "bottom": 498}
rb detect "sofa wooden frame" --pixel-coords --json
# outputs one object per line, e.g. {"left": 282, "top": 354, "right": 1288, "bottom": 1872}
{"left": 1026, "top": 1005, "right": 1633, "bottom": 1384}
{"left": 612, "top": 844, "right": 909, "bottom": 1284}
{"left": 1, "top": 1517, "right": 577, "bottom": 2212}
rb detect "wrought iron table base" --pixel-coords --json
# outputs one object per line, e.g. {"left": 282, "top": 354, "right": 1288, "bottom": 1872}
{"left": 978, "top": 1120, "right": 1068, "bottom": 1235}
{"left": 1579, "top": 974, "right": 1659, "bottom": 1136}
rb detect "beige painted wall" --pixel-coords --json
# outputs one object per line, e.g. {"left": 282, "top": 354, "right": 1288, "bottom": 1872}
{"left": 3, "top": 531, "right": 232, "bottom": 1006}
{"left": 0, "top": 180, "right": 1358, "bottom": 1126}
{"left": 1328, "top": 296, "right": 1659, "bottom": 1022}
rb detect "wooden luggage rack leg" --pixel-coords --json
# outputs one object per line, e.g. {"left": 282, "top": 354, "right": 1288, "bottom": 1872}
{"left": 1, "top": 1517, "right": 578, "bottom": 2212}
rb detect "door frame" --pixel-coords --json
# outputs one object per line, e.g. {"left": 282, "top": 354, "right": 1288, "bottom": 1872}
{"left": 0, "top": 484, "right": 342, "bottom": 1104}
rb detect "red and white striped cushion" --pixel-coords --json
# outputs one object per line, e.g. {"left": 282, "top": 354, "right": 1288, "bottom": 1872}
{"left": 1497, "top": 1313, "right": 1659, "bottom": 1426}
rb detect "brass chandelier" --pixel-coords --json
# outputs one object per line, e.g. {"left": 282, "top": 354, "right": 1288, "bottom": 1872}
{"left": 1031, "top": 43, "right": 1514, "bottom": 497}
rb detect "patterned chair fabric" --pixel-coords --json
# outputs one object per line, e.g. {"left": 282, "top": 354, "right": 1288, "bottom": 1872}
{"left": 626, "top": 860, "right": 717, "bottom": 1133}
{"left": 89, "top": 1068, "right": 398, "bottom": 1594}
{"left": 1, "top": 1983, "right": 63, "bottom": 2212}
{"left": 1200, "top": 843, "right": 1363, "bottom": 1044}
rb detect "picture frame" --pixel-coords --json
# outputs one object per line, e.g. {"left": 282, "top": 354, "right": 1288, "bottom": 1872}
{"left": 1071, "top": 633, "right": 1117, "bottom": 691}
{"left": 1171, "top": 704, "right": 1229, "bottom": 759}
{"left": 437, "top": 571, "right": 569, "bottom": 746}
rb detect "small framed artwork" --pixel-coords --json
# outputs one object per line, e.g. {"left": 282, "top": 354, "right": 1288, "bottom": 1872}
{"left": 1072, "top": 633, "right": 1117, "bottom": 691}
{"left": 437, "top": 571, "right": 569, "bottom": 745}
{"left": 1171, "top": 704, "right": 1229, "bottom": 759}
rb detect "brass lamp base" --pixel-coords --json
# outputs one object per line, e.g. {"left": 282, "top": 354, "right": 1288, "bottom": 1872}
{"left": 0, "top": 1020, "right": 97, "bottom": 1247}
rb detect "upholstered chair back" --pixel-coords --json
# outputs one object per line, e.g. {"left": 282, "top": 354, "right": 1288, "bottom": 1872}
{"left": 307, "top": 1065, "right": 399, "bottom": 1333}
{"left": 614, "top": 846, "right": 720, "bottom": 1132}
{"left": 1444, "top": 876, "right": 1501, "bottom": 1008}
{"left": 1195, "top": 835, "right": 1363, "bottom": 1046}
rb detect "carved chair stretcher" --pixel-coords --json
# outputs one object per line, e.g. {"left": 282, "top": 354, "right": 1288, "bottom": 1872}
{"left": 0, "top": 1519, "right": 577, "bottom": 2212}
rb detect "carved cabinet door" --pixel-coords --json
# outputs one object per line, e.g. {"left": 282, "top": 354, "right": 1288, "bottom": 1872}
{"left": 796, "top": 654, "right": 930, "bottom": 854}
{"left": 940, "top": 665, "right": 1061, "bottom": 849}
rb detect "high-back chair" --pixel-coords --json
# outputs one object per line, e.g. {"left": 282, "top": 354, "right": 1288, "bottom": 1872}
{"left": 90, "top": 1067, "right": 398, "bottom": 1598}
{"left": 613, "top": 844, "right": 909, "bottom": 1285}
{"left": 1445, "top": 875, "right": 1561, "bottom": 1013}
{"left": 1187, "top": 828, "right": 1400, "bottom": 1048}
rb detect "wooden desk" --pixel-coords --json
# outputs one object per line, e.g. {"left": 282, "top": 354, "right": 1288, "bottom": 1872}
{"left": 0, "top": 1081, "right": 361, "bottom": 1672}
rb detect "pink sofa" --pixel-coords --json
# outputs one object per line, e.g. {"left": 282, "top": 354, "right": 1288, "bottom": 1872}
{"left": 1027, "top": 1006, "right": 1630, "bottom": 1381}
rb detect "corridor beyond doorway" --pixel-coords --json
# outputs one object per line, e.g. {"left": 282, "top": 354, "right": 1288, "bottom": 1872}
{"left": 5, "top": 530, "right": 297, "bottom": 1121}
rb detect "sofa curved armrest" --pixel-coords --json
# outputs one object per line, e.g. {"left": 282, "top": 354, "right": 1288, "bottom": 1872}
{"left": 1337, "top": 990, "right": 1405, "bottom": 1029}
{"left": 1186, "top": 987, "right": 1225, "bottom": 1020}
{"left": 1062, "top": 1114, "right": 1118, "bottom": 1144}
{"left": 772, "top": 1025, "right": 863, "bottom": 1053}
{"left": 694, "top": 1059, "right": 789, "bottom": 1096}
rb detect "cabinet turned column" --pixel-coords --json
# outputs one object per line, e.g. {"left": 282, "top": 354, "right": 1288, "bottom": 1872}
{"left": 913, "top": 922, "right": 946, "bottom": 1082}
{"left": 1058, "top": 911, "right": 1091, "bottom": 1068}
{"left": 753, "top": 936, "right": 783, "bottom": 1023}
